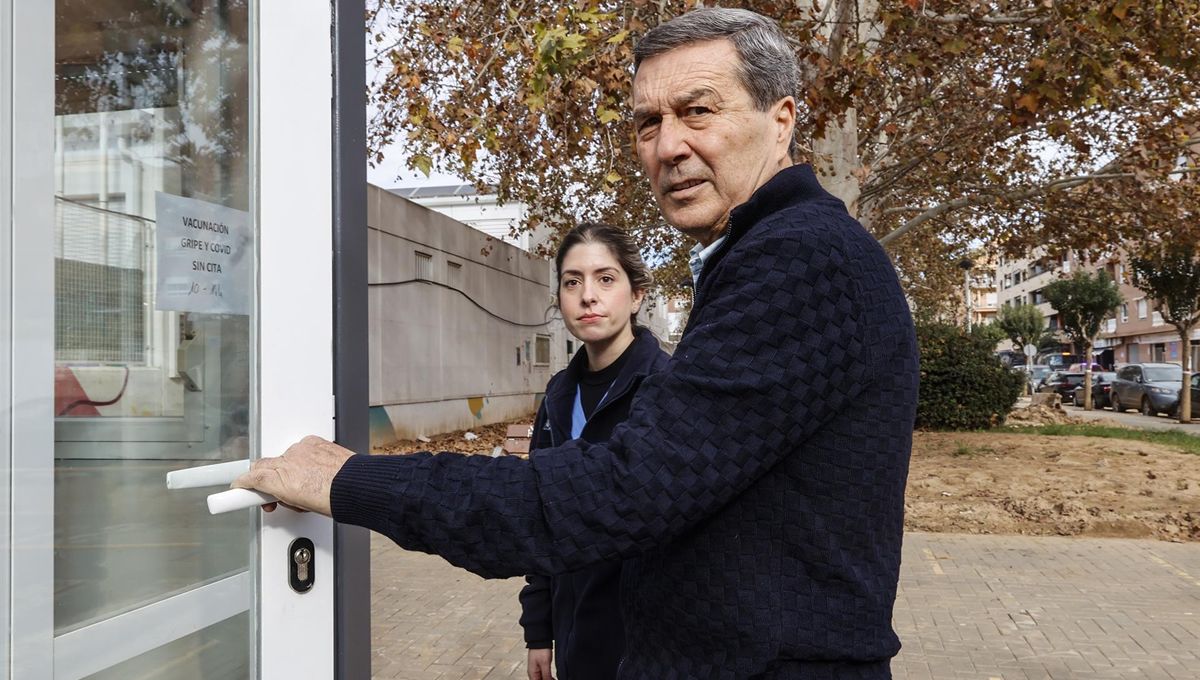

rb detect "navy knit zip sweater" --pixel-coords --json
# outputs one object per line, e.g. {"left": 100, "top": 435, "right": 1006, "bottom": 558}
{"left": 519, "top": 328, "right": 671, "bottom": 679}
{"left": 332, "top": 164, "right": 919, "bottom": 679}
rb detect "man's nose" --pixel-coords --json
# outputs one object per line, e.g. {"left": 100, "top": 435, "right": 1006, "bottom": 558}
{"left": 655, "top": 116, "right": 692, "bottom": 166}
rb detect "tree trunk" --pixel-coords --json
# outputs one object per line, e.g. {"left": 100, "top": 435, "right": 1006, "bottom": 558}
{"left": 812, "top": 111, "right": 861, "bottom": 215}
{"left": 1180, "top": 325, "right": 1192, "bottom": 424}
{"left": 1083, "top": 340, "right": 1093, "bottom": 411}
{"left": 809, "top": 0, "right": 879, "bottom": 216}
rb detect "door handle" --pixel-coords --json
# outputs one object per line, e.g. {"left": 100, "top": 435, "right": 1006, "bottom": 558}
{"left": 166, "top": 460, "right": 278, "bottom": 514}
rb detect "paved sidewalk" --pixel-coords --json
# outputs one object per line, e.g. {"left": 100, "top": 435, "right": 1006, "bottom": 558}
{"left": 371, "top": 532, "right": 1200, "bottom": 679}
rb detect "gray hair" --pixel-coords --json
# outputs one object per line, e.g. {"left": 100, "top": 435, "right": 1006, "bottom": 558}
{"left": 634, "top": 8, "right": 799, "bottom": 133}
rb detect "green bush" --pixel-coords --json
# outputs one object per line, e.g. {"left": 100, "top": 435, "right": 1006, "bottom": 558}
{"left": 916, "top": 320, "right": 1025, "bottom": 430}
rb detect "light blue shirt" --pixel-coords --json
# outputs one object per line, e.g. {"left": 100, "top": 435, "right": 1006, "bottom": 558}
{"left": 688, "top": 235, "right": 728, "bottom": 287}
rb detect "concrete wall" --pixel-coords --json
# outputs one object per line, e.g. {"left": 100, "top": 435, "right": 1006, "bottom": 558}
{"left": 367, "top": 185, "right": 570, "bottom": 446}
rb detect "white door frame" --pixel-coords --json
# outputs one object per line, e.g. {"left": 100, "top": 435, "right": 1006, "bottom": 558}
{"left": 1, "top": 0, "right": 14, "bottom": 673}
{"left": 8, "top": 0, "right": 56, "bottom": 674}
{"left": 4, "top": 1, "right": 340, "bottom": 676}
{"left": 258, "top": 0, "right": 336, "bottom": 675}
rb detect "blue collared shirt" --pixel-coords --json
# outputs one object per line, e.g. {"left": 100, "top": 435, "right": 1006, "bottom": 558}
{"left": 688, "top": 235, "right": 728, "bottom": 287}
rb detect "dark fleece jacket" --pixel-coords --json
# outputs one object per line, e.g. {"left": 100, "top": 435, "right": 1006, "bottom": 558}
{"left": 519, "top": 327, "right": 670, "bottom": 679}
{"left": 332, "top": 164, "right": 919, "bottom": 679}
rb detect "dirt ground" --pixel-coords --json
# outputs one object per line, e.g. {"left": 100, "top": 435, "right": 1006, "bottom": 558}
{"left": 377, "top": 408, "right": 1200, "bottom": 543}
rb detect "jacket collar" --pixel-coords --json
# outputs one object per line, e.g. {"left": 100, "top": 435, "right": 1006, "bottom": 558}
{"left": 688, "top": 164, "right": 835, "bottom": 319}
{"left": 543, "top": 327, "right": 662, "bottom": 434}
{"left": 726, "top": 164, "right": 830, "bottom": 242}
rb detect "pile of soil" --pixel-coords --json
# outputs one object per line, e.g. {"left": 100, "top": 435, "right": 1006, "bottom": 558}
{"left": 1004, "top": 404, "right": 1085, "bottom": 426}
{"left": 376, "top": 418, "right": 1200, "bottom": 542}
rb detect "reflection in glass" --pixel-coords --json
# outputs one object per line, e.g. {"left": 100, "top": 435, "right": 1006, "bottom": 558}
{"left": 83, "top": 612, "right": 250, "bottom": 680}
{"left": 52, "top": 1, "right": 255, "bottom": 665}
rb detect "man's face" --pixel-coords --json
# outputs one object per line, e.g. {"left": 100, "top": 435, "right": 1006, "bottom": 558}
{"left": 632, "top": 39, "right": 795, "bottom": 245}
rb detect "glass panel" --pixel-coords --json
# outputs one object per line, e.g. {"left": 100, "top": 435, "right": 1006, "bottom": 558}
{"left": 52, "top": 0, "right": 255, "bottom": 645}
{"left": 83, "top": 612, "right": 250, "bottom": 680}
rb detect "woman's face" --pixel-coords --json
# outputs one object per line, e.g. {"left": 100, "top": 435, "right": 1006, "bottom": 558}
{"left": 558, "top": 242, "right": 645, "bottom": 347}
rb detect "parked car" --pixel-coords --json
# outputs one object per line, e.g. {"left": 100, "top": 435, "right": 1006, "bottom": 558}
{"left": 1110, "top": 363, "right": 1183, "bottom": 416}
{"left": 1027, "top": 364, "right": 1046, "bottom": 390}
{"left": 1016, "top": 364, "right": 1052, "bottom": 392}
{"left": 1071, "top": 371, "right": 1117, "bottom": 408}
{"left": 1038, "top": 371, "right": 1086, "bottom": 403}
{"left": 1180, "top": 373, "right": 1200, "bottom": 418}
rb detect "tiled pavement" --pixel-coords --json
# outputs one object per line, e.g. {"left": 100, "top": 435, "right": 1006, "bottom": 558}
{"left": 370, "top": 532, "right": 1200, "bottom": 679}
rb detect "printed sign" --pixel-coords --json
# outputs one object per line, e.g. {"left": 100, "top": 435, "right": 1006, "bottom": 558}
{"left": 155, "top": 192, "right": 252, "bottom": 315}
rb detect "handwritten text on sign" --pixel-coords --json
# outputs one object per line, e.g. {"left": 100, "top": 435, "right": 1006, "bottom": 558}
{"left": 155, "top": 192, "right": 252, "bottom": 315}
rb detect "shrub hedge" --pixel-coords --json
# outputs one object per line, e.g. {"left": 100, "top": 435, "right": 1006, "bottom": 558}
{"left": 916, "top": 320, "right": 1025, "bottom": 430}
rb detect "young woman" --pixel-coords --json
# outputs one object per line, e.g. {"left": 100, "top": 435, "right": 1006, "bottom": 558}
{"left": 518, "top": 223, "right": 670, "bottom": 680}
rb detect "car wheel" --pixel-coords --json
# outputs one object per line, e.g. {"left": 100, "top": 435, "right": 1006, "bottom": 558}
{"left": 1141, "top": 398, "right": 1155, "bottom": 417}
{"left": 1111, "top": 394, "right": 1122, "bottom": 412}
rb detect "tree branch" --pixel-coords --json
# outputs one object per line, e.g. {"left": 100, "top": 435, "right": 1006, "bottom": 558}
{"left": 920, "top": 9, "right": 1051, "bottom": 26}
{"left": 877, "top": 169, "right": 1131, "bottom": 248}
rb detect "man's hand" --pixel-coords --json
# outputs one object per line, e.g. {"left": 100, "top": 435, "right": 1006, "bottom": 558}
{"left": 527, "top": 648, "right": 554, "bottom": 680}
{"left": 231, "top": 435, "right": 353, "bottom": 516}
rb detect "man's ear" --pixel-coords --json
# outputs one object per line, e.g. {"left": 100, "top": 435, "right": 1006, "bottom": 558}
{"left": 773, "top": 96, "right": 797, "bottom": 150}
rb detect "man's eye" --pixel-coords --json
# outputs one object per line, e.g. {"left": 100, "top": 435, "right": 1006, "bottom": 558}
{"left": 637, "top": 116, "right": 661, "bottom": 132}
{"left": 685, "top": 106, "right": 711, "bottom": 117}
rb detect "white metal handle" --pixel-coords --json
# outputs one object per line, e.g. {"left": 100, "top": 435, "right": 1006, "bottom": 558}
{"left": 207, "top": 488, "right": 278, "bottom": 514}
{"left": 166, "top": 460, "right": 276, "bottom": 514}
{"left": 166, "top": 460, "right": 250, "bottom": 489}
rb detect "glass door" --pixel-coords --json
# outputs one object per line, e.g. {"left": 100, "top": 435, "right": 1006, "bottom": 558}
{"left": 6, "top": 1, "right": 337, "bottom": 677}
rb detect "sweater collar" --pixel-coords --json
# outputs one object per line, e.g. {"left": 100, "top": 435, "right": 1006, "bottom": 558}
{"left": 544, "top": 327, "right": 661, "bottom": 423}
{"left": 727, "top": 164, "right": 830, "bottom": 238}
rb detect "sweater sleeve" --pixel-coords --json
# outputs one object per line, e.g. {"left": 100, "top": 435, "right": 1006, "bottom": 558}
{"left": 330, "top": 220, "right": 874, "bottom": 578}
{"left": 517, "top": 574, "right": 554, "bottom": 648}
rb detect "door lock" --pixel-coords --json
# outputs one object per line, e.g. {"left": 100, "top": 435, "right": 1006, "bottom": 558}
{"left": 289, "top": 538, "right": 315, "bottom": 593}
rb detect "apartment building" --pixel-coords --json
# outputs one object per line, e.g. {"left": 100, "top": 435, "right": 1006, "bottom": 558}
{"left": 995, "top": 251, "right": 1073, "bottom": 332}
{"left": 966, "top": 257, "right": 999, "bottom": 327}
{"left": 996, "top": 250, "right": 1195, "bottom": 369}
{"left": 1095, "top": 257, "right": 1194, "bottom": 367}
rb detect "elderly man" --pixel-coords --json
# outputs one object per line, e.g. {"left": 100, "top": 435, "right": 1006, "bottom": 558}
{"left": 238, "top": 7, "right": 917, "bottom": 678}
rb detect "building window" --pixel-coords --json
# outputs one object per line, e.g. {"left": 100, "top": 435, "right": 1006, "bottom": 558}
{"left": 415, "top": 251, "right": 433, "bottom": 280}
{"left": 534, "top": 334, "right": 551, "bottom": 366}
{"left": 447, "top": 260, "right": 462, "bottom": 287}
{"left": 566, "top": 339, "right": 575, "bottom": 355}
{"left": 1121, "top": 303, "right": 1128, "bottom": 322}
{"left": 1153, "top": 311, "right": 1164, "bottom": 326}
{"left": 1137, "top": 298, "right": 1148, "bottom": 319}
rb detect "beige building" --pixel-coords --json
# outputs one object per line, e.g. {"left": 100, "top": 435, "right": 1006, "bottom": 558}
{"left": 994, "top": 249, "right": 1192, "bottom": 368}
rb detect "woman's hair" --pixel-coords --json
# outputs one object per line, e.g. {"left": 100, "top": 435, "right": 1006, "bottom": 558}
{"left": 554, "top": 222, "right": 654, "bottom": 324}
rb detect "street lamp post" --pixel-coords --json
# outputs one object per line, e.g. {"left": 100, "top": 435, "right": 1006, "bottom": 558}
{"left": 958, "top": 258, "right": 974, "bottom": 332}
